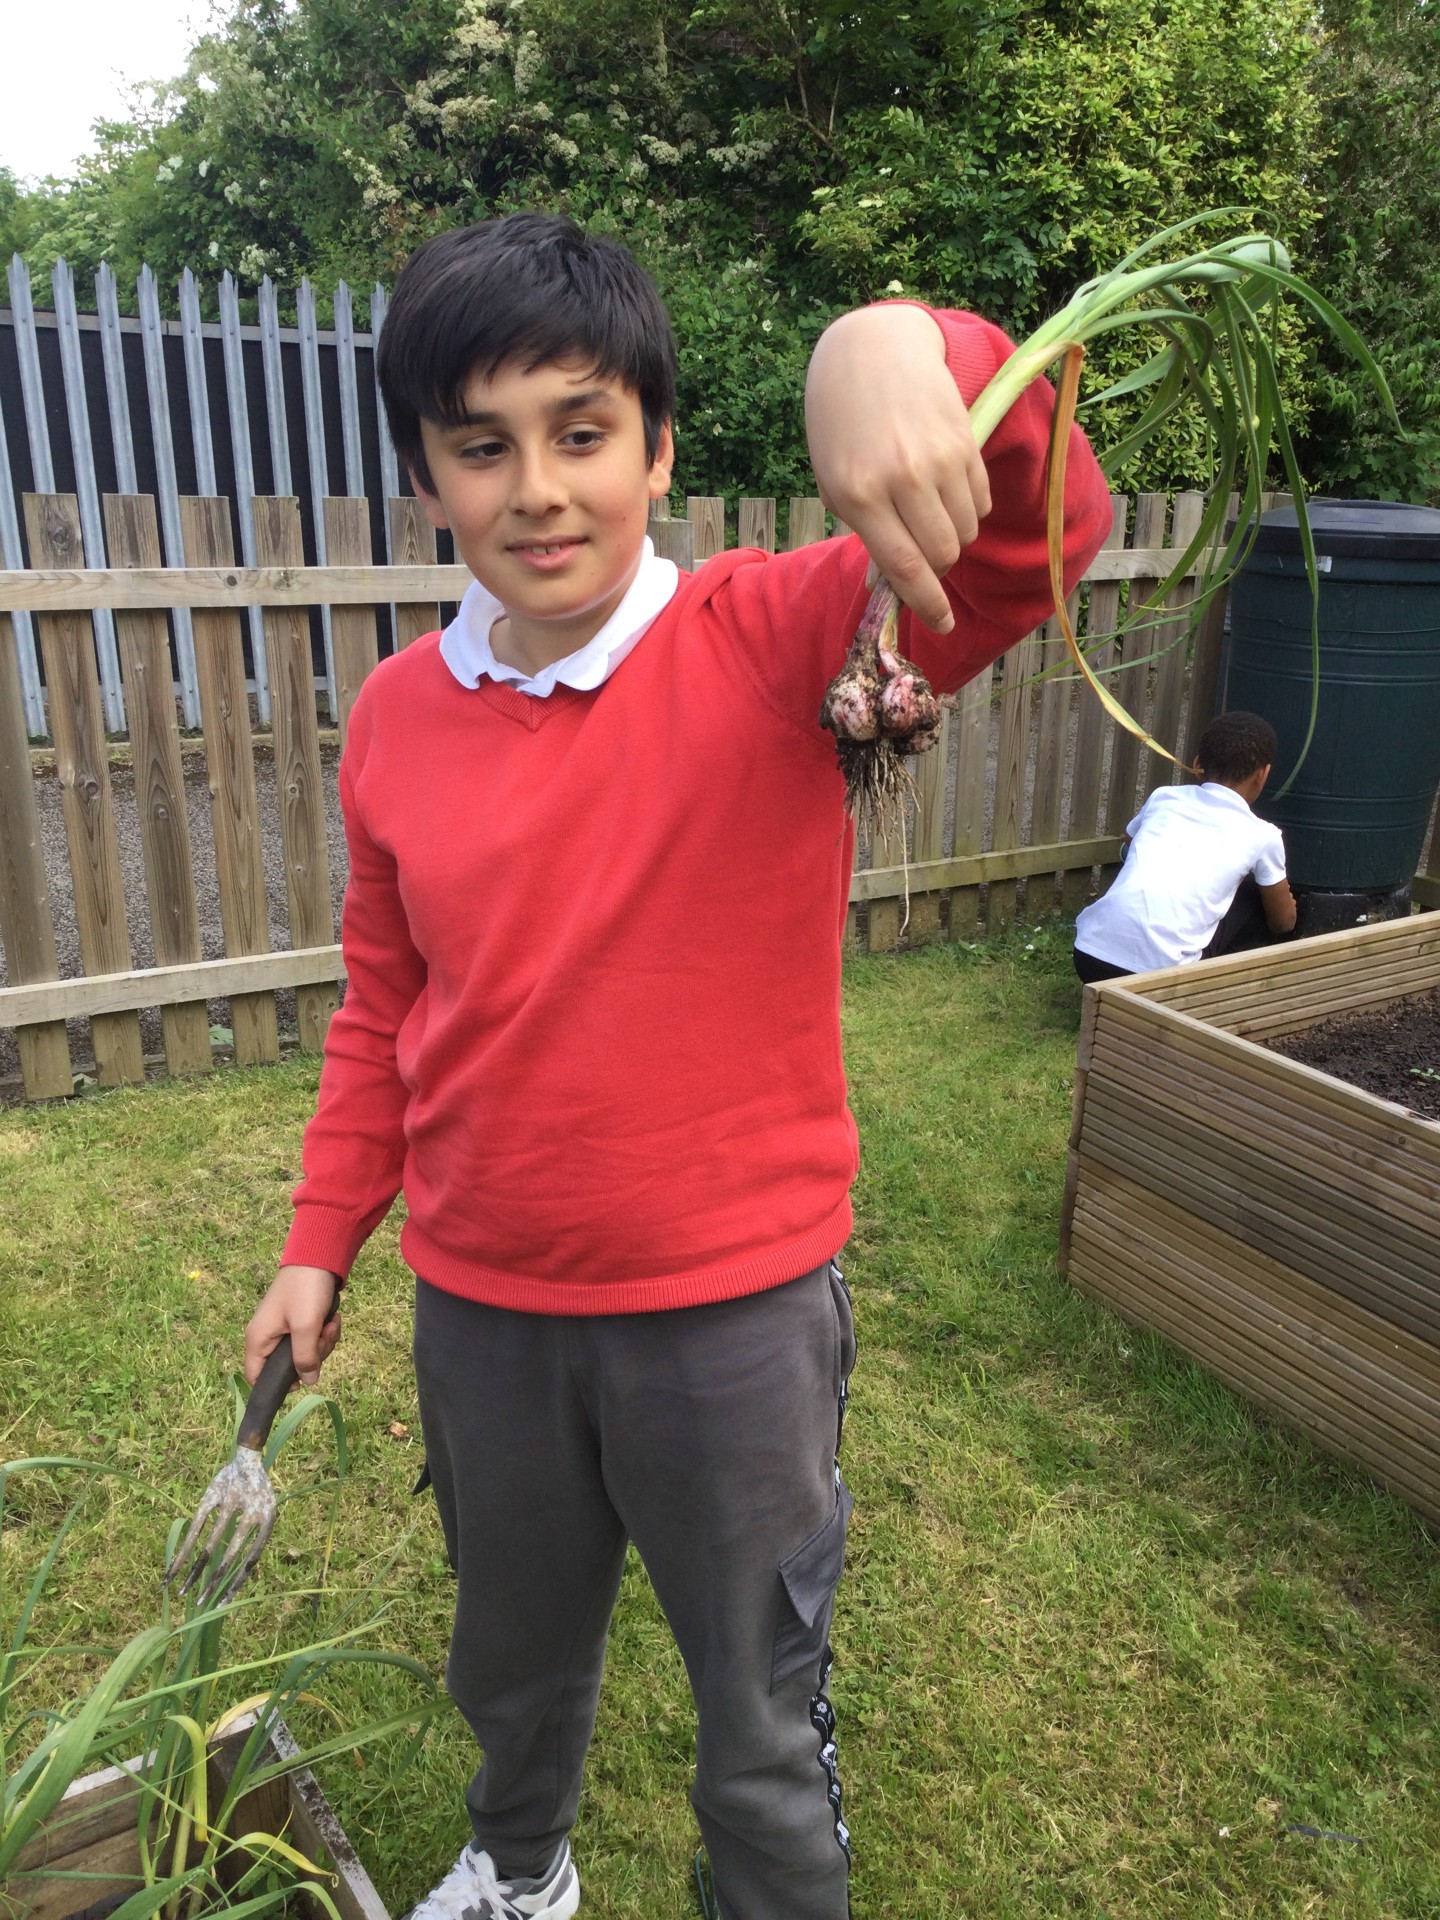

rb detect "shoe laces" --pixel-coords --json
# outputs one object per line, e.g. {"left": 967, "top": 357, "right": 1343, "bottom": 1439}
{"left": 423, "top": 1845, "right": 516, "bottom": 1920}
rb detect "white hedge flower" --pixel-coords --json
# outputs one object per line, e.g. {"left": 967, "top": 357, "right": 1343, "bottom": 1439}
{"left": 440, "top": 96, "right": 495, "bottom": 136}
{"left": 405, "top": 80, "right": 442, "bottom": 121}
{"left": 705, "top": 139, "right": 774, "bottom": 174}
{"left": 456, "top": 15, "right": 505, "bottom": 54}
{"left": 512, "top": 30, "right": 542, "bottom": 94}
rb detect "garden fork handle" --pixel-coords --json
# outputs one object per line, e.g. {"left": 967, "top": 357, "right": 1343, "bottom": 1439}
{"left": 237, "top": 1280, "right": 340, "bottom": 1453}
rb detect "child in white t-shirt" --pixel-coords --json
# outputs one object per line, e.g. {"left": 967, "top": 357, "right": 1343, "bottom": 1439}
{"left": 1073, "top": 710, "right": 1297, "bottom": 982}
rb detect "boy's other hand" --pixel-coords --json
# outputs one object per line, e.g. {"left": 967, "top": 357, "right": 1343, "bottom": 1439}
{"left": 804, "top": 303, "right": 991, "bottom": 635}
{"left": 244, "top": 1265, "right": 342, "bottom": 1389}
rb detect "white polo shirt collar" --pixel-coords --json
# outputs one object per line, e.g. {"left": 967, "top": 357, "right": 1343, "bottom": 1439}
{"left": 439, "top": 538, "right": 680, "bottom": 698}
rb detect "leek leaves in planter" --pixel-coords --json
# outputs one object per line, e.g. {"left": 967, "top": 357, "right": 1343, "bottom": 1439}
{"left": 823, "top": 212, "right": 1399, "bottom": 830}
{"left": 1, "top": 1418, "right": 439, "bottom": 1920}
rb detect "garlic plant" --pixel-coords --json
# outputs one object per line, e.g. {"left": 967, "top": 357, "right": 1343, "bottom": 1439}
{"left": 821, "top": 211, "right": 1397, "bottom": 831}
{"left": 1, "top": 1442, "right": 438, "bottom": 1920}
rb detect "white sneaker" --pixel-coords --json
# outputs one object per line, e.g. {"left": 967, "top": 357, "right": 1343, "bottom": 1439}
{"left": 403, "top": 1839, "right": 580, "bottom": 1920}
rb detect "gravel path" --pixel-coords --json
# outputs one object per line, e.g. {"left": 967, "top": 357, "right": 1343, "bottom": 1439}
{"left": 0, "top": 744, "right": 350, "bottom": 1091}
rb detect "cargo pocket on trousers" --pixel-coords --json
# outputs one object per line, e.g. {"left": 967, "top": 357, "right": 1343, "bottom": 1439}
{"left": 770, "top": 1480, "right": 854, "bottom": 1693}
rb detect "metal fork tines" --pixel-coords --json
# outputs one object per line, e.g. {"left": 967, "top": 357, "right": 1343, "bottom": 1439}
{"left": 166, "top": 1445, "right": 277, "bottom": 1607}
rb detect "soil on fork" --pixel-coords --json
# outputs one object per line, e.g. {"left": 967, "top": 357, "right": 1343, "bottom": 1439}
{"left": 1266, "top": 985, "right": 1440, "bottom": 1121}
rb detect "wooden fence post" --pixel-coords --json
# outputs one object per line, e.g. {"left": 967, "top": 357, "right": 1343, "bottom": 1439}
{"left": 686, "top": 497, "right": 726, "bottom": 562}
{"left": 1140, "top": 489, "right": 1206, "bottom": 797}
{"left": 1180, "top": 491, "right": 1241, "bottom": 770}
{"left": 907, "top": 710, "right": 949, "bottom": 945}
{"left": 650, "top": 518, "right": 696, "bottom": 568}
{"left": 738, "top": 498, "right": 776, "bottom": 553}
{"left": 254, "top": 496, "right": 341, "bottom": 1054}
{"left": 103, "top": 493, "right": 212, "bottom": 1080}
{"left": 1029, "top": 597, "right": 1079, "bottom": 920}
{"left": 179, "top": 496, "right": 280, "bottom": 1068}
{"left": 0, "top": 611, "right": 71, "bottom": 1097}
{"left": 987, "top": 632, "right": 1040, "bottom": 931}
{"left": 1105, "top": 492, "right": 1169, "bottom": 837}
{"left": 948, "top": 670, "right": 989, "bottom": 939}
{"left": 788, "top": 498, "right": 826, "bottom": 549}
{"left": 388, "top": 498, "right": 441, "bottom": 650}
{"left": 1061, "top": 493, "right": 1130, "bottom": 916}
{"left": 323, "top": 499, "right": 381, "bottom": 747}
{"left": 23, "top": 493, "right": 146, "bottom": 1088}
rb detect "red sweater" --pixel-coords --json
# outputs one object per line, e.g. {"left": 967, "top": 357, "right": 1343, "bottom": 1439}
{"left": 282, "top": 309, "right": 1112, "bottom": 1313}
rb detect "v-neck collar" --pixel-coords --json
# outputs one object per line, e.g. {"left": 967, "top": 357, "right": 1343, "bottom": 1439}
{"left": 474, "top": 680, "right": 592, "bottom": 730}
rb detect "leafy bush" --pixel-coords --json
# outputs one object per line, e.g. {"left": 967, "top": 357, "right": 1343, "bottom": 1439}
{"left": 1299, "top": 0, "right": 1440, "bottom": 501}
{"left": 2, "top": 0, "right": 1431, "bottom": 501}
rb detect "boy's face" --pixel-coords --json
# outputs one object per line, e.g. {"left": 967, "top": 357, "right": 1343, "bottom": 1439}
{"left": 414, "top": 356, "right": 673, "bottom": 671}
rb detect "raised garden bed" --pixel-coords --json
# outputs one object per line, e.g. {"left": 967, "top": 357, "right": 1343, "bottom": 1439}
{"left": 1268, "top": 985, "right": 1440, "bottom": 1120}
{"left": 7, "top": 1713, "right": 388, "bottom": 1920}
{"left": 1061, "top": 912, "right": 1440, "bottom": 1524}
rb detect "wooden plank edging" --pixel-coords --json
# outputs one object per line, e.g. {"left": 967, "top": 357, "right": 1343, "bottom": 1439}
{"left": 0, "top": 945, "right": 345, "bottom": 1026}
{"left": 0, "top": 564, "right": 477, "bottom": 610}
{"left": 1116, "top": 910, "right": 1440, "bottom": 1007}
{"left": 1069, "top": 1177, "right": 1440, "bottom": 1522}
{"left": 849, "top": 835, "right": 1125, "bottom": 904}
{"left": 1089, "top": 973, "right": 1440, "bottom": 1149}
{"left": 0, "top": 543, "right": 1212, "bottom": 613}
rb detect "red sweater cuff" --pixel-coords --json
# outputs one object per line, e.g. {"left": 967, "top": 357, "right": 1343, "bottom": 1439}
{"left": 281, "top": 1204, "right": 366, "bottom": 1281}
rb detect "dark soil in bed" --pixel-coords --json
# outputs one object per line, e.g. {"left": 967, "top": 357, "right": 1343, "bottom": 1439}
{"left": 1267, "top": 986, "right": 1440, "bottom": 1122}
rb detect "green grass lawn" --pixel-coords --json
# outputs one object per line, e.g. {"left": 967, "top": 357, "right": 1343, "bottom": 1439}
{"left": 3, "top": 930, "right": 1438, "bottom": 1918}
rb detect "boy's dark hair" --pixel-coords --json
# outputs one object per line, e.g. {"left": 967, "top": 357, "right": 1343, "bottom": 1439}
{"left": 377, "top": 212, "right": 677, "bottom": 493}
{"left": 1196, "top": 710, "right": 1278, "bottom": 783}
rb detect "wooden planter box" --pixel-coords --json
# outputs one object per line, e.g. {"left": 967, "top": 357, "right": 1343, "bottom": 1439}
{"left": 1061, "top": 912, "right": 1440, "bottom": 1523}
{"left": 7, "top": 1713, "right": 389, "bottom": 1920}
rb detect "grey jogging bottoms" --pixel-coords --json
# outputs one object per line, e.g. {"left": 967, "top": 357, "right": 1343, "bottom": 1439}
{"left": 412, "top": 1260, "right": 856, "bottom": 1920}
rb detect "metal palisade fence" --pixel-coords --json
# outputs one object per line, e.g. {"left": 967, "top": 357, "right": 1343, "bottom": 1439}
{"left": 0, "top": 256, "right": 405, "bottom": 736}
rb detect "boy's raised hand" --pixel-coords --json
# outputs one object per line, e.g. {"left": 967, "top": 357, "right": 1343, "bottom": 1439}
{"left": 804, "top": 303, "right": 991, "bottom": 636}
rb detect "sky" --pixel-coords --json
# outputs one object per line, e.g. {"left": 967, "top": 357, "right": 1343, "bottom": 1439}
{"left": 2, "top": 0, "right": 210, "bottom": 183}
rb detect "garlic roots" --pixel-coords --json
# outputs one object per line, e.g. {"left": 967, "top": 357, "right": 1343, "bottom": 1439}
{"left": 819, "top": 577, "right": 942, "bottom": 837}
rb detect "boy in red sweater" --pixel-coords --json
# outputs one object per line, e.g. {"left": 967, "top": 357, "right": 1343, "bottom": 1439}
{"left": 244, "top": 213, "right": 1110, "bottom": 1920}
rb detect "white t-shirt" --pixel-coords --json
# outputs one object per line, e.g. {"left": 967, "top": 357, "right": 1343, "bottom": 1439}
{"left": 1074, "top": 782, "right": 1288, "bottom": 972}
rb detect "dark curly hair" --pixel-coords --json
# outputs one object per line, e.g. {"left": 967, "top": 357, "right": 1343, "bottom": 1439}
{"left": 377, "top": 212, "right": 678, "bottom": 494}
{"left": 1196, "top": 710, "right": 1279, "bottom": 782}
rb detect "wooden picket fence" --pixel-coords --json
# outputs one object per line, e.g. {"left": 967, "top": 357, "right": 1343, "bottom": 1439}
{"left": 3, "top": 482, "right": 1436, "bottom": 1103}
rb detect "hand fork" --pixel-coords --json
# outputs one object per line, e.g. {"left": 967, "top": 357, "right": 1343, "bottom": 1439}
{"left": 166, "top": 1287, "right": 339, "bottom": 1607}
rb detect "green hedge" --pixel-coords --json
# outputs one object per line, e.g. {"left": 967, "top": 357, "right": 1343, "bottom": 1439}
{"left": 3, "top": 0, "right": 1434, "bottom": 503}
